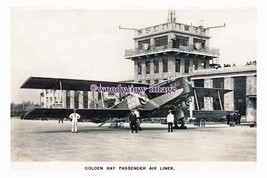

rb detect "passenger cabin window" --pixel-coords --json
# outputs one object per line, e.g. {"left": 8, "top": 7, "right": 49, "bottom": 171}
{"left": 155, "top": 36, "right": 168, "bottom": 47}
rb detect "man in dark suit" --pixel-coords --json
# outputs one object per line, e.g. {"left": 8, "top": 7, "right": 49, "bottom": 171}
{"left": 226, "top": 112, "right": 231, "bottom": 125}
{"left": 129, "top": 110, "right": 138, "bottom": 133}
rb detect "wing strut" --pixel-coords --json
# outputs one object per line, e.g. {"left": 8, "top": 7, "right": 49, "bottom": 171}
{"left": 189, "top": 97, "right": 194, "bottom": 119}
{"left": 217, "top": 90, "right": 224, "bottom": 110}
{"left": 99, "top": 83, "right": 105, "bottom": 109}
{"left": 60, "top": 80, "right": 63, "bottom": 105}
{"left": 193, "top": 88, "right": 200, "bottom": 110}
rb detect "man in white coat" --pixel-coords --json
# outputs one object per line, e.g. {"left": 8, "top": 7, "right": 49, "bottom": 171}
{"left": 69, "top": 109, "right": 81, "bottom": 133}
{"left": 167, "top": 110, "right": 174, "bottom": 132}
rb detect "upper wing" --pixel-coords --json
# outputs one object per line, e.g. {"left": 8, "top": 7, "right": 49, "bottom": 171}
{"left": 20, "top": 76, "right": 149, "bottom": 91}
{"left": 23, "top": 108, "right": 130, "bottom": 123}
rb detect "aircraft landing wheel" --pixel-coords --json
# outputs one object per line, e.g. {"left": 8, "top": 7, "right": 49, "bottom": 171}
{"left": 177, "top": 121, "right": 182, "bottom": 128}
{"left": 118, "top": 122, "right": 124, "bottom": 129}
{"left": 176, "top": 118, "right": 187, "bottom": 129}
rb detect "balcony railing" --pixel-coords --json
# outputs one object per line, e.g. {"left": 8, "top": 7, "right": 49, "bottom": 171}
{"left": 125, "top": 42, "right": 220, "bottom": 58}
{"left": 135, "top": 22, "right": 209, "bottom": 38}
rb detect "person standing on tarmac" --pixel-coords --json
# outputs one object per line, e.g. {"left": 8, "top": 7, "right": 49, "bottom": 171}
{"left": 237, "top": 113, "right": 241, "bottom": 125}
{"left": 135, "top": 109, "right": 142, "bottom": 130}
{"left": 58, "top": 117, "right": 64, "bottom": 123}
{"left": 69, "top": 109, "right": 81, "bottom": 133}
{"left": 226, "top": 112, "right": 231, "bottom": 125}
{"left": 129, "top": 110, "right": 138, "bottom": 133}
{"left": 167, "top": 110, "right": 174, "bottom": 132}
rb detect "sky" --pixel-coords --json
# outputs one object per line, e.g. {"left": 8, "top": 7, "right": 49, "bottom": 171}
{"left": 10, "top": 8, "right": 256, "bottom": 104}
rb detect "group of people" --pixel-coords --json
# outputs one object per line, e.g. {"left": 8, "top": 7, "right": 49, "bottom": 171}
{"left": 66, "top": 109, "right": 181, "bottom": 133}
{"left": 129, "top": 109, "right": 180, "bottom": 133}
{"left": 68, "top": 109, "right": 142, "bottom": 134}
{"left": 226, "top": 112, "right": 241, "bottom": 125}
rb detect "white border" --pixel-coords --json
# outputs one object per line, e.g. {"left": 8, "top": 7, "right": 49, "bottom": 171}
{"left": 2, "top": 0, "right": 266, "bottom": 178}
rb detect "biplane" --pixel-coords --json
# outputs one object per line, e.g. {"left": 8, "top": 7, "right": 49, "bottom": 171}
{"left": 20, "top": 76, "right": 236, "bottom": 129}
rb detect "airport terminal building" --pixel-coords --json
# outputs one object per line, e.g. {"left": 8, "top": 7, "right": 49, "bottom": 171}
{"left": 123, "top": 11, "right": 256, "bottom": 122}
{"left": 40, "top": 11, "right": 256, "bottom": 122}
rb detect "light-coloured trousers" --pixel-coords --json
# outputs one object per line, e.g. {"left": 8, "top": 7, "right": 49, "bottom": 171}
{"left": 71, "top": 121, "right": 78, "bottom": 132}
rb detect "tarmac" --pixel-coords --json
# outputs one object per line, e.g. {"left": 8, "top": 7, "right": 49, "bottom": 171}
{"left": 11, "top": 118, "right": 256, "bottom": 162}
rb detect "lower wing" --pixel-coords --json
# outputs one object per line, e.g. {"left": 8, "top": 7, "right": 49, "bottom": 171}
{"left": 22, "top": 108, "right": 131, "bottom": 123}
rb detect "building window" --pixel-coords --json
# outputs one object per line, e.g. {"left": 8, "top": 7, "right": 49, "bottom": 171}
{"left": 175, "top": 35, "right": 189, "bottom": 47}
{"left": 184, "top": 25, "right": 189, "bottom": 31}
{"left": 154, "top": 79, "right": 159, "bottom": 84}
{"left": 146, "top": 80, "right": 150, "bottom": 84}
{"left": 146, "top": 61, "right": 150, "bottom": 74}
{"left": 194, "top": 79, "right": 204, "bottom": 87}
{"left": 154, "top": 60, "right": 159, "bottom": 73}
{"left": 155, "top": 35, "right": 168, "bottom": 47}
{"left": 74, "top": 91, "right": 79, "bottom": 109}
{"left": 213, "top": 78, "right": 225, "bottom": 110}
{"left": 197, "top": 96, "right": 204, "bottom": 110}
{"left": 213, "top": 78, "right": 224, "bottom": 89}
{"left": 193, "top": 60, "right": 198, "bottom": 70}
{"left": 201, "top": 61, "right": 206, "bottom": 69}
{"left": 233, "top": 77, "right": 247, "bottom": 115}
{"left": 138, "top": 62, "right": 142, "bottom": 75}
{"left": 138, "top": 39, "right": 150, "bottom": 50}
{"left": 184, "top": 59, "right": 189, "bottom": 73}
{"left": 175, "top": 59, "right": 181, "bottom": 72}
{"left": 66, "top": 90, "right": 70, "bottom": 108}
{"left": 163, "top": 58, "right": 168, "bottom": 73}
{"left": 193, "top": 38, "right": 206, "bottom": 49}
{"left": 83, "top": 91, "right": 88, "bottom": 109}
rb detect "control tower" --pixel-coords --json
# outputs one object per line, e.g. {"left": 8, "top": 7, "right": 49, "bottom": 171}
{"left": 124, "top": 10, "right": 220, "bottom": 84}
